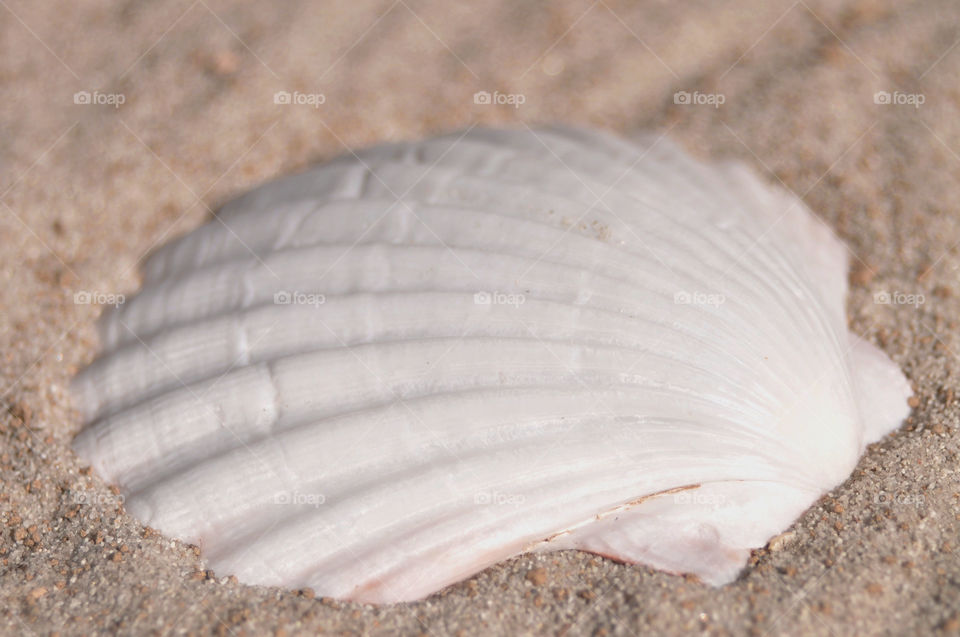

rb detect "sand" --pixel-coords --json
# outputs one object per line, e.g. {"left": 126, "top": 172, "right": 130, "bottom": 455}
{"left": 2, "top": 0, "right": 959, "bottom": 634}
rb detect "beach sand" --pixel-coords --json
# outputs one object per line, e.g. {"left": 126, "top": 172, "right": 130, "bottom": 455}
{"left": 1, "top": 0, "right": 959, "bottom": 634}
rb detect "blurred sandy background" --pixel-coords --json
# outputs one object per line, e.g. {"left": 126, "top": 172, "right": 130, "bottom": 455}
{"left": 2, "top": 0, "right": 960, "bottom": 634}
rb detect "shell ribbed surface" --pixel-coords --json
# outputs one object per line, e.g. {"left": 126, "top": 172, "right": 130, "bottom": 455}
{"left": 72, "top": 126, "right": 912, "bottom": 603}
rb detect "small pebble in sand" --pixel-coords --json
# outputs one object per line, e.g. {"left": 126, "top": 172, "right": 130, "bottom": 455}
{"left": 942, "top": 615, "right": 960, "bottom": 633}
{"left": 526, "top": 568, "right": 548, "bottom": 586}
{"left": 767, "top": 531, "right": 796, "bottom": 552}
{"left": 9, "top": 402, "right": 32, "bottom": 427}
{"left": 850, "top": 265, "right": 875, "bottom": 286}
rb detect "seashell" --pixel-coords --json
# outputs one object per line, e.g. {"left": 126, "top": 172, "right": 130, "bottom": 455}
{"left": 71, "top": 126, "right": 912, "bottom": 603}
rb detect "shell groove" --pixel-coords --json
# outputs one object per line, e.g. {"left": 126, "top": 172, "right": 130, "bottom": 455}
{"left": 72, "top": 126, "right": 912, "bottom": 603}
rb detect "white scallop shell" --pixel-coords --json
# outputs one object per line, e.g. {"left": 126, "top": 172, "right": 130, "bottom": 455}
{"left": 72, "top": 126, "right": 912, "bottom": 603}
